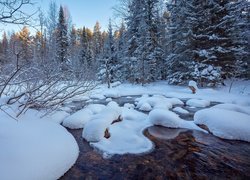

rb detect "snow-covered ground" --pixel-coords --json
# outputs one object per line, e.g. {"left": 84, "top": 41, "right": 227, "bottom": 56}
{"left": 0, "top": 104, "right": 78, "bottom": 180}
{"left": 1, "top": 80, "right": 250, "bottom": 179}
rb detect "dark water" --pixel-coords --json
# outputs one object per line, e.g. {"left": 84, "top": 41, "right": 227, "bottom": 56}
{"left": 61, "top": 96, "right": 250, "bottom": 179}
{"left": 61, "top": 127, "right": 250, "bottom": 180}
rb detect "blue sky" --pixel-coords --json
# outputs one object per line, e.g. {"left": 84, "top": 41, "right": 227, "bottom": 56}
{"left": 0, "top": 0, "right": 118, "bottom": 34}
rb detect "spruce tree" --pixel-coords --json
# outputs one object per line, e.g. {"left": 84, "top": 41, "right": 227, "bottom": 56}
{"left": 56, "top": 6, "right": 69, "bottom": 66}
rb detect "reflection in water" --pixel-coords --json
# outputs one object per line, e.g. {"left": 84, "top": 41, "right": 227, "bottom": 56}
{"left": 61, "top": 127, "right": 250, "bottom": 179}
{"left": 148, "top": 126, "right": 189, "bottom": 140}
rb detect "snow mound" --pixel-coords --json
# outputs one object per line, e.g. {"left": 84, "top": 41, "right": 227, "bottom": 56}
{"left": 186, "top": 99, "right": 210, "bottom": 108}
{"left": 212, "top": 103, "right": 250, "bottom": 115}
{"left": 63, "top": 108, "right": 93, "bottom": 129}
{"left": 0, "top": 119, "right": 79, "bottom": 180}
{"left": 173, "top": 107, "right": 189, "bottom": 114}
{"left": 92, "top": 108, "right": 153, "bottom": 155}
{"left": 106, "top": 98, "right": 112, "bottom": 102}
{"left": 136, "top": 96, "right": 175, "bottom": 111}
{"left": 194, "top": 108, "right": 250, "bottom": 142}
{"left": 124, "top": 103, "right": 135, "bottom": 109}
{"left": 188, "top": 80, "right": 198, "bottom": 89}
{"left": 89, "top": 94, "right": 105, "bottom": 100}
{"left": 62, "top": 104, "right": 106, "bottom": 129}
{"left": 149, "top": 109, "right": 205, "bottom": 131}
{"left": 111, "top": 81, "right": 121, "bottom": 88}
{"left": 87, "top": 104, "right": 106, "bottom": 114}
{"left": 104, "top": 89, "right": 121, "bottom": 98}
{"left": 82, "top": 107, "right": 121, "bottom": 142}
{"left": 139, "top": 102, "right": 152, "bottom": 112}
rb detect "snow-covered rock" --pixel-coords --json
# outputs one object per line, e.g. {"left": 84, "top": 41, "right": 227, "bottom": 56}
{"left": 62, "top": 104, "right": 106, "bottom": 129}
{"left": 139, "top": 102, "right": 152, "bottom": 112}
{"left": 89, "top": 94, "right": 105, "bottom": 100}
{"left": 91, "top": 108, "right": 153, "bottom": 156}
{"left": 172, "top": 107, "right": 189, "bottom": 114}
{"left": 63, "top": 108, "right": 93, "bottom": 129}
{"left": 149, "top": 109, "right": 205, "bottom": 131}
{"left": 194, "top": 108, "right": 250, "bottom": 142}
{"left": 87, "top": 104, "right": 106, "bottom": 114}
{"left": 188, "top": 80, "right": 198, "bottom": 89}
{"left": 106, "top": 98, "right": 112, "bottom": 102}
{"left": 212, "top": 103, "right": 250, "bottom": 115}
{"left": 82, "top": 107, "right": 121, "bottom": 142}
{"left": 124, "top": 103, "right": 135, "bottom": 109}
{"left": 186, "top": 99, "right": 210, "bottom": 108}
{"left": 111, "top": 81, "right": 122, "bottom": 88}
{"left": 104, "top": 90, "right": 121, "bottom": 98}
{"left": 136, "top": 96, "right": 173, "bottom": 111}
{"left": 0, "top": 119, "right": 79, "bottom": 180}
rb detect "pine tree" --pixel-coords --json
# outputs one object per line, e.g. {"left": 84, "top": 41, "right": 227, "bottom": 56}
{"left": 0, "top": 32, "right": 8, "bottom": 64}
{"left": 99, "top": 19, "right": 117, "bottom": 88}
{"left": 56, "top": 6, "right": 69, "bottom": 66}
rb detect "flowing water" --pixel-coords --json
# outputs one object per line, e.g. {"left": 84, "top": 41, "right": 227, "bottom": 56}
{"left": 61, "top": 96, "right": 250, "bottom": 179}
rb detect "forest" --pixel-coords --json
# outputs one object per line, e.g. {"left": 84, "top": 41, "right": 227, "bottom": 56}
{"left": 0, "top": 0, "right": 250, "bottom": 180}
{"left": 1, "top": 0, "right": 249, "bottom": 89}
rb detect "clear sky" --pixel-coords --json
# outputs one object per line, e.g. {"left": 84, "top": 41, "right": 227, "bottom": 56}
{"left": 0, "top": 0, "right": 118, "bottom": 34}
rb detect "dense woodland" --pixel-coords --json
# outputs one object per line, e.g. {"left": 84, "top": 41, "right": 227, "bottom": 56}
{"left": 0, "top": 0, "right": 249, "bottom": 88}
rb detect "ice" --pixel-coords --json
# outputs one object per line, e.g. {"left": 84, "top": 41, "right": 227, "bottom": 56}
{"left": 186, "top": 99, "right": 210, "bottom": 108}
{"left": 194, "top": 108, "right": 250, "bottom": 142}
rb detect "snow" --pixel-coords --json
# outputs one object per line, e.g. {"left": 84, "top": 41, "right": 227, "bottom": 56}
{"left": 172, "top": 107, "right": 189, "bottom": 114}
{"left": 149, "top": 109, "right": 206, "bottom": 132}
{"left": 89, "top": 93, "right": 105, "bottom": 100}
{"left": 104, "top": 89, "right": 121, "bottom": 98}
{"left": 188, "top": 80, "right": 198, "bottom": 89}
{"left": 91, "top": 108, "right": 153, "bottom": 156}
{"left": 124, "top": 103, "right": 135, "bottom": 109}
{"left": 194, "top": 108, "right": 250, "bottom": 142}
{"left": 186, "top": 99, "right": 210, "bottom": 108}
{"left": 63, "top": 108, "right": 93, "bottom": 129}
{"left": 82, "top": 107, "right": 121, "bottom": 142}
{"left": 211, "top": 103, "right": 250, "bottom": 115}
{"left": 106, "top": 98, "right": 112, "bottom": 102}
{"left": 62, "top": 104, "right": 106, "bottom": 129}
{"left": 136, "top": 95, "right": 173, "bottom": 111}
{"left": 0, "top": 109, "right": 79, "bottom": 180}
{"left": 139, "top": 102, "right": 152, "bottom": 111}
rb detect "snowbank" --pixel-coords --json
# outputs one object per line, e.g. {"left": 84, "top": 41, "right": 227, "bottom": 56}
{"left": 0, "top": 117, "right": 79, "bottom": 180}
{"left": 149, "top": 109, "right": 205, "bottom": 132}
{"left": 194, "top": 108, "right": 250, "bottom": 142}
{"left": 186, "top": 99, "right": 210, "bottom": 108}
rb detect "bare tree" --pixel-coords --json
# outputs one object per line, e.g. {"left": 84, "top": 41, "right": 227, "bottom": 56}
{"left": 0, "top": 0, "right": 35, "bottom": 25}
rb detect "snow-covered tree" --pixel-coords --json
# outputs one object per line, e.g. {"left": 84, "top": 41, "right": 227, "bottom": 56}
{"left": 56, "top": 6, "right": 69, "bottom": 66}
